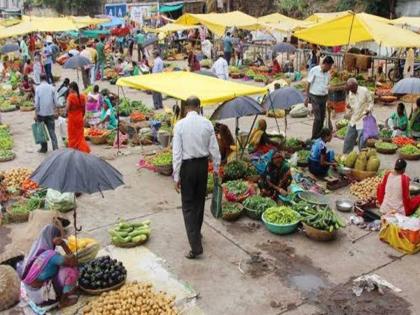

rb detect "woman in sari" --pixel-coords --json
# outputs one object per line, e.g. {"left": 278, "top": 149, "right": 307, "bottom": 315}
{"left": 98, "top": 90, "right": 117, "bottom": 130}
{"left": 86, "top": 85, "right": 102, "bottom": 126}
{"left": 309, "top": 128, "right": 336, "bottom": 178}
{"left": 386, "top": 103, "right": 408, "bottom": 137}
{"left": 20, "top": 74, "right": 35, "bottom": 99}
{"left": 66, "top": 82, "right": 90, "bottom": 153}
{"left": 215, "top": 123, "right": 235, "bottom": 164}
{"left": 249, "top": 119, "right": 279, "bottom": 155}
{"left": 409, "top": 98, "right": 420, "bottom": 139}
{"left": 21, "top": 224, "right": 78, "bottom": 311}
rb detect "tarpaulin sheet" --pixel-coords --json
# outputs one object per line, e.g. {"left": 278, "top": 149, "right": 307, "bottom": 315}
{"left": 117, "top": 71, "right": 266, "bottom": 106}
{"left": 175, "top": 11, "right": 261, "bottom": 36}
{"left": 258, "top": 13, "right": 312, "bottom": 30}
{"left": 148, "top": 23, "right": 199, "bottom": 34}
{"left": 295, "top": 12, "right": 420, "bottom": 48}
{"left": 159, "top": 4, "right": 183, "bottom": 13}
{"left": 304, "top": 10, "right": 352, "bottom": 23}
{"left": 391, "top": 16, "right": 420, "bottom": 28}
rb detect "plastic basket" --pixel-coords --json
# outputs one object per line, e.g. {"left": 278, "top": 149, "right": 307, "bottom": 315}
{"left": 302, "top": 222, "right": 337, "bottom": 241}
{"left": 262, "top": 213, "right": 299, "bottom": 235}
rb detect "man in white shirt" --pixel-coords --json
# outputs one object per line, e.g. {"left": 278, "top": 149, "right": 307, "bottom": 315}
{"left": 211, "top": 52, "right": 229, "bottom": 80}
{"left": 80, "top": 45, "right": 93, "bottom": 89}
{"left": 172, "top": 96, "right": 221, "bottom": 259}
{"left": 343, "top": 78, "right": 374, "bottom": 154}
{"left": 305, "top": 56, "right": 334, "bottom": 139}
{"left": 152, "top": 50, "right": 164, "bottom": 109}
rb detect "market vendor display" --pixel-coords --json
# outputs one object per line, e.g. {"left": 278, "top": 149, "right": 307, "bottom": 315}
{"left": 409, "top": 98, "right": 420, "bottom": 139}
{"left": 309, "top": 128, "right": 336, "bottom": 177}
{"left": 377, "top": 158, "right": 420, "bottom": 216}
{"left": 21, "top": 224, "right": 79, "bottom": 311}
{"left": 385, "top": 103, "right": 408, "bottom": 137}
{"left": 259, "top": 151, "right": 292, "bottom": 199}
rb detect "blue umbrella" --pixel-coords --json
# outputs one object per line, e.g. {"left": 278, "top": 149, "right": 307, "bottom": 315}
{"left": 392, "top": 78, "right": 420, "bottom": 94}
{"left": 63, "top": 55, "right": 92, "bottom": 69}
{"left": 1, "top": 43, "right": 19, "bottom": 54}
{"left": 262, "top": 87, "right": 304, "bottom": 110}
{"left": 273, "top": 43, "right": 296, "bottom": 55}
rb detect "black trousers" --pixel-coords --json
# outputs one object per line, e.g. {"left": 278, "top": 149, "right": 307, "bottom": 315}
{"left": 180, "top": 157, "right": 208, "bottom": 254}
{"left": 310, "top": 94, "right": 328, "bottom": 139}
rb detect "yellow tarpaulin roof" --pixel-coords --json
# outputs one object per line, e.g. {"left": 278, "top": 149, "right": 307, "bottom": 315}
{"left": 71, "top": 16, "right": 111, "bottom": 28}
{"left": 117, "top": 71, "right": 266, "bottom": 106}
{"left": 147, "top": 23, "right": 199, "bottom": 34}
{"left": 259, "top": 13, "right": 312, "bottom": 28}
{"left": 294, "top": 12, "right": 420, "bottom": 47}
{"left": 391, "top": 16, "right": 420, "bottom": 28}
{"left": 305, "top": 11, "right": 351, "bottom": 23}
{"left": 175, "top": 11, "right": 261, "bottom": 36}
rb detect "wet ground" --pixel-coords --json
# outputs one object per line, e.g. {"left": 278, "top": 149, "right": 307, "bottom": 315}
{"left": 1, "top": 61, "right": 420, "bottom": 315}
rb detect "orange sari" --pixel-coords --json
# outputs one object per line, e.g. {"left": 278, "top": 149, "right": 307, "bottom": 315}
{"left": 67, "top": 92, "right": 90, "bottom": 153}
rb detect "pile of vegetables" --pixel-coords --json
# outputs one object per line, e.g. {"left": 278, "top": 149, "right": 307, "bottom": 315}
{"left": 393, "top": 136, "right": 416, "bottom": 147}
{"left": 224, "top": 160, "right": 247, "bottom": 181}
{"left": 263, "top": 206, "right": 300, "bottom": 225}
{"left": 245, "top": 69, "right": 256, "bottom": 79}
{"left": 207, "top": 173, "right": 214, "bottom": 193}
{"left": 222, "top": 202, "right": 242, "bottom": 215}
{"left": 8, "top": 195, "right": 44, "bottom": 214}
{"left": 223, "top": 179, "right": 253, "bottom": 202}
{"left": 151, "top": 151, "right": 172, "bottom": 167}
{"left": 130, "top": 112, "right": 145, "bottom": 122}
{"left": 303, "top": 207, "right": 345, "bottom": 232}
{"left": 88, "top": 128, "right": 108, "bottom": 137}
{"left": 375, "top": 141, "right": 398, "bottom": 150}
{"left": 253, "top": 74, "right": 267, "bottom": 82}
{"left": 200, "top": 59, "right": 213, "bottom": 68}
{"left": 297, "top": 150, "right": 310, "bottom": 163}
{"left": 336, "top": 119, "right": 349, "bottom": 130}
{"left": 350, "top": 176, "right": 382, "bottom": 203}
{"left": 2, "top": 168, "right": 32, "bottom": 190}
{"left": 342, "top": 149, "right": 380, "bottom": 172}
{"left": 293, "top": 200, "right": 318, "bottom": 218}
{"left": 336, "top": 126, "right": 348, "bottom": 138}
{"left": 20, "top": 100, "right": 34, "bottom": 110}
{"left": 379, "top": 129, "right": 392, "bottom": 139}
{"left": 21, "top": 178, "right": 38, "bottom": 191}
{"left": 399, "top": 144, "right": 420, "bottom": 155}
{"left": 243, "top": 196, "right": 276, "bottom": 216}
{"left": 109, "top": 220, "right": 151, "bottom": 245}
{"left": 285, "top": 137, "right": 302, "bottom": 150}
{"left": 82, "top": 282, "right": 178, "bottom": 315}
{"left": 67, "top": 235, "right": 98, "bottom": 252}
{"left": 119, "top": 99, "right": 152, "bottom": 117}
{"left": 0, "top": 128, "right": 13, "bottom": 150}
{"left": 0, "top": 101, "right": 16, "bottom": 112}
{"left": 0, "top": 149, "right": 14, "bottom": 161}
{"left": 79, "top": 256, "right": 127, "bottom": 290}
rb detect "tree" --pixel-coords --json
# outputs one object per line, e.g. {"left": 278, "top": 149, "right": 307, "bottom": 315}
{"left": 30, "top": 0, "right": 102, "bottom": 15}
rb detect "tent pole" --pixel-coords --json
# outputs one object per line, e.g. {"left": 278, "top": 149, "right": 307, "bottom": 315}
{"left": 116, "top": 86, "right": 121, "bottom": 154}
{"left": 240, "top": 114, "right": 258, "bottom": 160}
{"left": 346, "top": 13, "right": 356, "bottom": 51}
{"left": 235, "top": 116, "right": 239, "bottom": 160}
{"left": 267, "top": 89, "right": 281, "bottom": 134}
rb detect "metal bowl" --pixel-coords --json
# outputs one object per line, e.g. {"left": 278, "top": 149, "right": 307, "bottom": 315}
{"left": 338, "top": 165, "right": 352, "bottom": 176}
{"left": 336, "top": 199, "right": 354, "bottom": 212}
{"left": 410, "top": 183, "right": 420, "bottom": 196}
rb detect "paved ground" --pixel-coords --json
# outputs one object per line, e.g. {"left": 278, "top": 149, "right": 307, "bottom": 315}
{"left": 1, "top": 64, "right": 420, "bottom": 315}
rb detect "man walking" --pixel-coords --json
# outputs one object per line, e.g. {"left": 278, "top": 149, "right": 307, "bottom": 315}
{"left": 172, "top": 96, "right": 221, "bottom": 259}
{"left": 152, "top": 51, "right": 164, "bottom": 109}
{"left": 211, "top": 51, "right": 229, "bottom": 80}
{"left": 20, "top": 36, "right": 29, "bottom": 64}
{"left": 135, "top": 30, "right": 145, "bottom": 62}
{"left": 343, "top": 78, "right": 374, "bottom": 154}
{"left": 43, "top": 42, "right": 54, "bottom": 85}
{"left": 223, "top": 32, "right": 233, "bottom": 65}
{"left": 34, "top": 74, "right": 58, "bottom": 153}
{"left": 95, "top": 38, "right": 105, "bottom": 80}
{"left": 305, "top": 56, "right": 334, "bottom": 140}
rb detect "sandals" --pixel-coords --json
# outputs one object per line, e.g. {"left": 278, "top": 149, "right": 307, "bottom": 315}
{"left": 185, "top": 251, "right": 203, "bottom": 260}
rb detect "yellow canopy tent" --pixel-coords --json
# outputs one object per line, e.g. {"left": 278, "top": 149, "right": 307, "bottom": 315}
{"left": 259, "top": 13, "right": 312, "bottom": 28}
{"left": 294, "top": 12, "right": 420, "bottom": 47}
{"left": 391, "top": 17, "right": 420, "bottom": 28}
{"left": 175, "top": 11, "right": 261, "bottom": 36}
{"left": 71, "top": 16, "right": 111, "bottom": 28}
{"left": 304, "top": 10, "right": 351, "bottom": 23}
{"left": 117, "top": 71, "right": 266, "bottom": 106}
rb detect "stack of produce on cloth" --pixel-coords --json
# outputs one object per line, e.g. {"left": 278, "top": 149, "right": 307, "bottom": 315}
{"left": 1, "top": 168, "right": 32, "bottom": 192}
{"left": 341, "top": 149, "right": 381, "bottom": 173}
{"left": 109, "top": 220, "right": 151, "bottom": 246}
{"left": 223, "top": 179, "right": 254, "bottom": 202}
{"left": 392, "top": 136, "right": 416, "bottom": 147}
{"left": 399, "top": 144, "right": 420, "bottom": 160}
{"left": 79, "top": 256, "right": 127, "bottom": 291}
{"left": 0, "top": 127, "right": 15, "bottom": 161}
{"left": 66, "top": 235, "right": 100, "bottom": 264}
{"left": 350, "top": 176, "right": 382, "bottom": 204}
{"left": 82, "top": 281, "right": 178, "bottom": 315}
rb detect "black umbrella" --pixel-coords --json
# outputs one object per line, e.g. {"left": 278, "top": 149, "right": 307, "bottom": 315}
{"left": 262, "top": 87, "right": 304, "bottom": 110}
{"left": 31, "top": 149, "right": 124, "bottom": 194}
{"left": 1, "top": 43, "right": 19, "bottom": 54}
{"left": 272, "top": 42, "right": 296, "bottom": 55}
{"left": 143, "top": 35, "right": 158, "bottom": 48}
{"left": 63, "top": 55, "right": 92, "bottom": 69}
{"left": 197, "top": 70, "right": 218, "bottom": 78}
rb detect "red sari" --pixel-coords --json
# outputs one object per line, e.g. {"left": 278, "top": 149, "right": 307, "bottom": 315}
{"left": 67, "top": 92, "right": 90, "bottom": 153}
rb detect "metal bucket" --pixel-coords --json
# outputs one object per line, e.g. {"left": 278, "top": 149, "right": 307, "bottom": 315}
{"left": 158, "top": 131, "right": 171, "bottom": 147}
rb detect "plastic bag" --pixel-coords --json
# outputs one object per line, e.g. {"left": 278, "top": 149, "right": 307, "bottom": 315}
{"left": 45, "top": 189, "right": 76, "bottom": 213}
{"left": 210, "top": 175, "right": 222, "bottom": 218}
{"left": 290, "top": 103, "right": 309, "bottom": 118}
{"left": 379, "top": 215, "right": 420, "bottom": 254}
{"left": 362, "top": 114, "right": 379, "bottom": 142}
{"left": 32, "top": 122, "right": 49, "bottom": 144}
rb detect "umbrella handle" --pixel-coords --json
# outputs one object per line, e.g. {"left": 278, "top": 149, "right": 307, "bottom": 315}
{"left": 73, "top": 207, "right": 82, "bottom": 232}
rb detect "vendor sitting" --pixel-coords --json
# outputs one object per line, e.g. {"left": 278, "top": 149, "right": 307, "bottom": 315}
{"left": 249, "top": 119, "right": 279, "bottom": 154}
{"left": 409, "top": 97, "right": 420, "bottom": 139}
{"left": 20, "top": 74, "right": 34, "bottom": 99}
{"left": 309, "top": 128, "right": 336, "bottom": 177}
{"left": 259, "top": 151, "right": 292, "bottom": 199}
{"left": 386, "top": 103, "right": 408, "bottom": 137}
{"left": 98, "top": 91, "right": 117, "bottom": 130}
{"left": 214, "top": 123, "right": 235, "bottom": 164}
{"left": 21, "top": 224, "right": 78, "bottom": 311}
{"left": 377, "top": 158, "right": 420, "bottom": 216}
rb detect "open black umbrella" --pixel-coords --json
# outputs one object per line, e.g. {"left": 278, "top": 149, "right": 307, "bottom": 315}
{"left": 31, "top": 149, "right": 124, "bottom": 194}
{"left": 262, "top": 87, "right": 304, "bottom": 110}
{"left": 63, "top": 55, "right": 91, "bottom": 69}
{"left": 272, "top": 43, "right": 296, "bottom": 55}
{"left": 1, "top": 43, "right": 19, "bottom": 54}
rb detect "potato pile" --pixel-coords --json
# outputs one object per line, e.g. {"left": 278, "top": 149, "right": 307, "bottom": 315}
{"left": 82, "top": 281, "right": 179, "bottom": 315}
{"left": 1, "top": 168, "right": 32, "bottom": 189}
{"left": 350, "top": 176, "right": 382, "bottom": 202}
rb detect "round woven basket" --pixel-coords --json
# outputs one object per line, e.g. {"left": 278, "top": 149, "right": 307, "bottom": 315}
{"left": 79, "top": 278, "right": 126, "bottom": 295}
{"left": 112, "top": 236, "right": 149, "bottom": 248}
{"left": 302, "top": 222, "right": 337, "bottom": 241}
{"left": 6, "top": 207, "right": 29, "bottom": 223}
{"left": 0, "top": 106, "right": 17, "bottom": 112}
{"left": 351, "top": 169, "right": 376, "bottom": 181}
{"left": 375, "top": 146, "right": 397, "bottom": 154}
{"left": 0, "top": 265, "right": 20, "bottom": 311}
{"left": 154, "top": 164, "right": 173, "bottom": 176}
{"left": 0, "top": 151, "right": 16, "bottom": 162}
{"left": 222, "top": 203, "right": 243, "bottom": 221}
{"left": 243, "top": 206, "right": 262, "bottom": 220}
{"left": 399, "top": 152, "right": 420, "bottom": 161}
{"left": 366, "top": 138, "right": 378, "bottom": 148}
{"left": 89, "top": 134, "right": 108, "bottom": 145}
{"left": 20, "top": 106, "right": 34, "bottom": 112}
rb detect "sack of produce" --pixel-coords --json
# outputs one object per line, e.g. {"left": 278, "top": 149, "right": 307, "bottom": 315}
{"left": 210, "top": 174, "right": 223, "bottom": 219}
{"left": 45, "top": 189, "right": 76, "bottom": 212}
{"left": 380, "top": 214, "right": 420, "bottom": 254}
{"left": 290, "top": 103, "right": 309, "bottom": 118}
{"left": 32, "top": 122, "right": 49, "bottom": 144}
{"left": 0, "top": 265, "right": 20, "bottom": 311}
{"left": 109, "top": 220, "right": 151, "bottom": 247}
{"left": 223, "top": 180, "right": 254, "bottom": 202}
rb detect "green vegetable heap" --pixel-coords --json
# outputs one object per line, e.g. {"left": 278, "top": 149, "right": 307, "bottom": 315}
{"left": 243, "top": 196, "right": 277, "bottom": 215}
{"left": 109, "top": 220, "right": 151, "bottom": 244}
{"left": 224, "top": 180, "right": 248, "bottom": 195}
{"left": 151, "top": 151, "right": 172, "bottom": 167}
{"left": 297, "top": 150, "right": 310, "bottom": 162}
{"left": 222, "top": 202, "right": 242, "bottom": 215}
{"left": 286, "top": 138, "right": 301, "bottom": 148}
{"left": 375, "top": 141, "right": 397, "bottom": 150}
{"left": 0, "top": 128, "right": 13, "bottom": 150}
{"left": 302, "top": 206, "right": 345, "bottom": 232}
{"left": 263, "top": 206, "right": 300, "bottom": 225}
{"left": 379, "top": 129, "right": 393, "bottom": 139}
{"left": 400, "top": 144, "right": 420, "bottom": 155}
{"left": 224, "top": 160, "right": 248, "bottom": 181}
{"left": 336, "top": 126, "right": 348, "bottom": 138}
{"left": 119, "top": 98, "right": 152, "bottom": 116}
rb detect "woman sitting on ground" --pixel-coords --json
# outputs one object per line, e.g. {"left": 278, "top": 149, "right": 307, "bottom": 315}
{"left": 377, "top": 158, "right": 420, "bottom": 216}
{"left": 249, "top": 119, "right": 279, "bottom": 154}
{"left": 21, "top": 224, "right": 78, "bottom": 311}
{"left": 409, "top": 98, "right": 420, "bottom": 139}
{"left": 214, "top": 123, "right": 235, "bottom": 164}
{"left": 259, "top": 150, "right": 292, "bottom": 200}
{"left": 386, "top": 102, "right": 408, "bottom": 137}
{"left": 309, "top": 128, "right": 336, "bottom": 177}
{"left": 20, "top": 74, "right": 35, "bottom": 99}
{"left": 98, "top": 90, "right": 117, "bottom": 130}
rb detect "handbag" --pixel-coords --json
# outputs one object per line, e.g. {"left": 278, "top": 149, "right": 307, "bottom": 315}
{"left": 210, "top": 174, "right": 222, "bottom": 219}
{"left": 32, "top": 122, "right": 49, "bottom": 144}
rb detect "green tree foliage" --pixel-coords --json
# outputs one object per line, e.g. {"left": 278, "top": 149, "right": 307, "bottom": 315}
{"left": 336, "top": 0, "right": 356, "bottom": 11}
{"left": 277, "top": 0, "right": 308, "bottom": 18}
{"left": 28, "top": 0, "right": 102, "bottom": 15}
